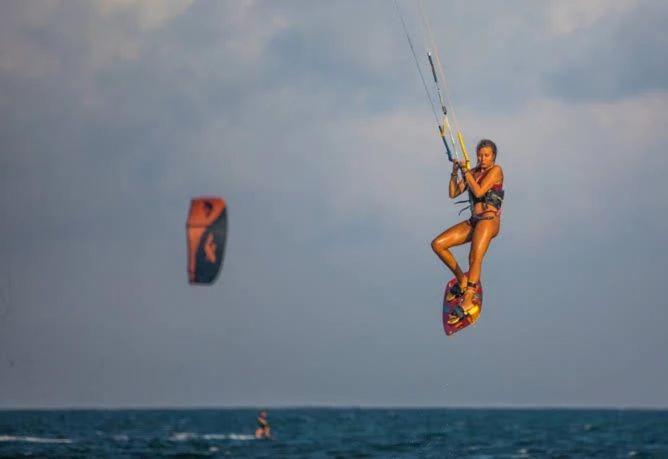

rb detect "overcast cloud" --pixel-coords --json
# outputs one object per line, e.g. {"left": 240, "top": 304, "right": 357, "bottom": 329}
{"left": 0, "top": 0, "right": 666, "bottom": 408}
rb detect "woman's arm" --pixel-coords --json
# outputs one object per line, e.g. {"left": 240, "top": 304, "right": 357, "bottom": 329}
{"left": 448, "top": 163, "right": 467, "bottom": 198}
{"left": 463, "top": 165, "right": 503, "bottom": 198}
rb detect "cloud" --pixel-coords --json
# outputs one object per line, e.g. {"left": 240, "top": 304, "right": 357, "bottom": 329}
{"left": 326, "top": 90, "right": 668, "bottom": 246}
{"left": 97, "top": 0, "right": 195, "bottom": 30}
{"left": 545, "top": 0, "right": 668, "bottom": 101}
{"left": 0, "top": 0, "right": 197, "bottom": 78}
{"left": 1, "top": 0, "right": 667, "bottom": 408}
{"left": 548, "top": 0, "right": 639, "bottom": 36}
{"left": 472, "top": 92, "right": 668, "bottom": 241}
{"left": 0, "top": 1, "right": 62, "bottom": 77}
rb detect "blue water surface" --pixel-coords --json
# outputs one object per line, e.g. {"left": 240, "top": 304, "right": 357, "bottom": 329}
{"left": 0, "top": 408, "right": 666, "bottom": 458}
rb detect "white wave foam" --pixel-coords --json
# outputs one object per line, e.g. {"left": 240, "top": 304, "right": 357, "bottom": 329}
{"left": 0, "top": 435, "right": 72, "bottom": 444}
{"left": 169, "top": 432, "right": 256, "bottom": 442}
{"left": 203, "top": 433, "right": 255, "bottom": 441}
{"left": 169, "top": 432, "right": 198, "bottom": 442}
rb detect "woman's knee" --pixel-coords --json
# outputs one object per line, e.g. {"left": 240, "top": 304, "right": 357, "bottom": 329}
{"left": 431, "top": 237, "right": 451, "bottom": 253}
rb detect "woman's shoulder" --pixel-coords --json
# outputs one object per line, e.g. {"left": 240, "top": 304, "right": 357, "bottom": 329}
{"left": 487, "top": 165, "right": 503, "bottom": 184}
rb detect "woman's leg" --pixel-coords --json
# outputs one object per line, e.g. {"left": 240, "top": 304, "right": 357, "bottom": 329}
{"left": 431, "top": 220, "right": 474, "bottom": 286}
{"left": 461, "top": 216, "right": 500, "bottom": 310}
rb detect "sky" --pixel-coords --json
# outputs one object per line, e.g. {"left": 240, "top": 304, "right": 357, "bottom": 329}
{"left": 0, "top": 0, "right": 667, "bottom": 409}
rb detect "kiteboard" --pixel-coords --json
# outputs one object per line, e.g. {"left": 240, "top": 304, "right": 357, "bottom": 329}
{"left": 442, "top": 276, "right": 483, "bottom": 336}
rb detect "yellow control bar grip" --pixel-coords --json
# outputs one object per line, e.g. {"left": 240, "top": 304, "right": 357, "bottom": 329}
{"left": 457, "top": 131, "right": 470, "bottom": 170}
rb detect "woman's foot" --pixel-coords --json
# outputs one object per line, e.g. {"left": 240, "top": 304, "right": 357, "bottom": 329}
{"left": 460, "top": 282, "right": 480, "bottom": 315}
{"left": 446, "top": 275, "right": 468, "bottom": 300}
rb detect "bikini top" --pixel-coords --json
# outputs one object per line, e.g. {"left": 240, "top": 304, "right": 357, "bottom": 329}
{"left": 468, "top": 167, "right": 504, "bottom": 210}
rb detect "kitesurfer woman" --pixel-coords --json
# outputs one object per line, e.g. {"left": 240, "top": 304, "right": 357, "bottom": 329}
{"left": 255, "top": 410, "right": 272, "bottom": 439}
{"left": 431, "top": 139, "right": 504, "bottom": 320}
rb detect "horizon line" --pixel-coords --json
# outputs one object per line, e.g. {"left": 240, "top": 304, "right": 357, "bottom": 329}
{"left": 1, "top": 404, "right": 666, "bottom": 411}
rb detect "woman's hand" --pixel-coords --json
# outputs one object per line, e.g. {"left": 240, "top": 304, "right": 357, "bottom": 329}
{"left": 449, "top": 160, "right": 467, "bottom": 197}
{"left": 454, "top": 159, "right": 469, "bottom": 173}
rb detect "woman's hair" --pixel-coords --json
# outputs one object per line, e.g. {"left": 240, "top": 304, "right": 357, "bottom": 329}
{"left": 476, "top": 139, "right": 497, "bottom": 159}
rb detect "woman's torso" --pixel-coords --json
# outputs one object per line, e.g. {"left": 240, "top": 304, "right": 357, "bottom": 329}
{"left": 470, "top": 166, "right": 503, "bottom": 216}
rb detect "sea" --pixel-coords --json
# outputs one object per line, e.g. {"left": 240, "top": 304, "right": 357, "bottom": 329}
{"left": 0, "top": 408, "right": 666, "bottom": 458}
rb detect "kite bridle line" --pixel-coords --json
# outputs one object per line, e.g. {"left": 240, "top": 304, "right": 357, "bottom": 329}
{"left": 394, "top": 0, "right": 454, "bottom": 162}
{"left": 427, "top": 52, "right": 461, "bottom": 166}
{"left": 417, "top": 0, "right": 472, "bottom": 171}
{"left": 395, "top": 0, "right": 476, "bottom": 217}
{"left": 395, "top": 0, "right": 472, "bottom": 171}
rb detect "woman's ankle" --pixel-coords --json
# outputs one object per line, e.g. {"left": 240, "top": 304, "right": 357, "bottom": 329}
{"left": 457, "top": 274, "right": 468, "bottom": 289}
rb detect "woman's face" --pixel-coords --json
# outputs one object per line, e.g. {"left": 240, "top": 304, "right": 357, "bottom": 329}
{"left": 477, "top": 146, "right": 495, "bottom": 169}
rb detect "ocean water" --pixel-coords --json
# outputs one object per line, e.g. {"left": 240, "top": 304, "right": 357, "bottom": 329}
{"left": 0, "top": 409, "right": 666, "bottom": 458}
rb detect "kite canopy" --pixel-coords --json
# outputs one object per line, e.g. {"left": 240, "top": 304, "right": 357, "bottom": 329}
{"left": 186, "top": 197, "right": 227, "bottom": 285}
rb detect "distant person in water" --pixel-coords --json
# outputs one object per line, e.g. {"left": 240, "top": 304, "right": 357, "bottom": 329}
{"left": 255, "top": 410, "right": 272, "bottom": 439}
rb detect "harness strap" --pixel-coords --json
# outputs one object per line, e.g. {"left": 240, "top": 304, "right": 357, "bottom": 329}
{"left": 455, "top": 199, "right": 471, "bottom": 215}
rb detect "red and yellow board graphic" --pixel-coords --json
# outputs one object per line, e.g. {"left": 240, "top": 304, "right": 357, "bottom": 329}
{"left": 186, "top": 197, "right": 227, "bottom": 285}
{"left": 442, "top": 276, "right": 483, "bottom": 336}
